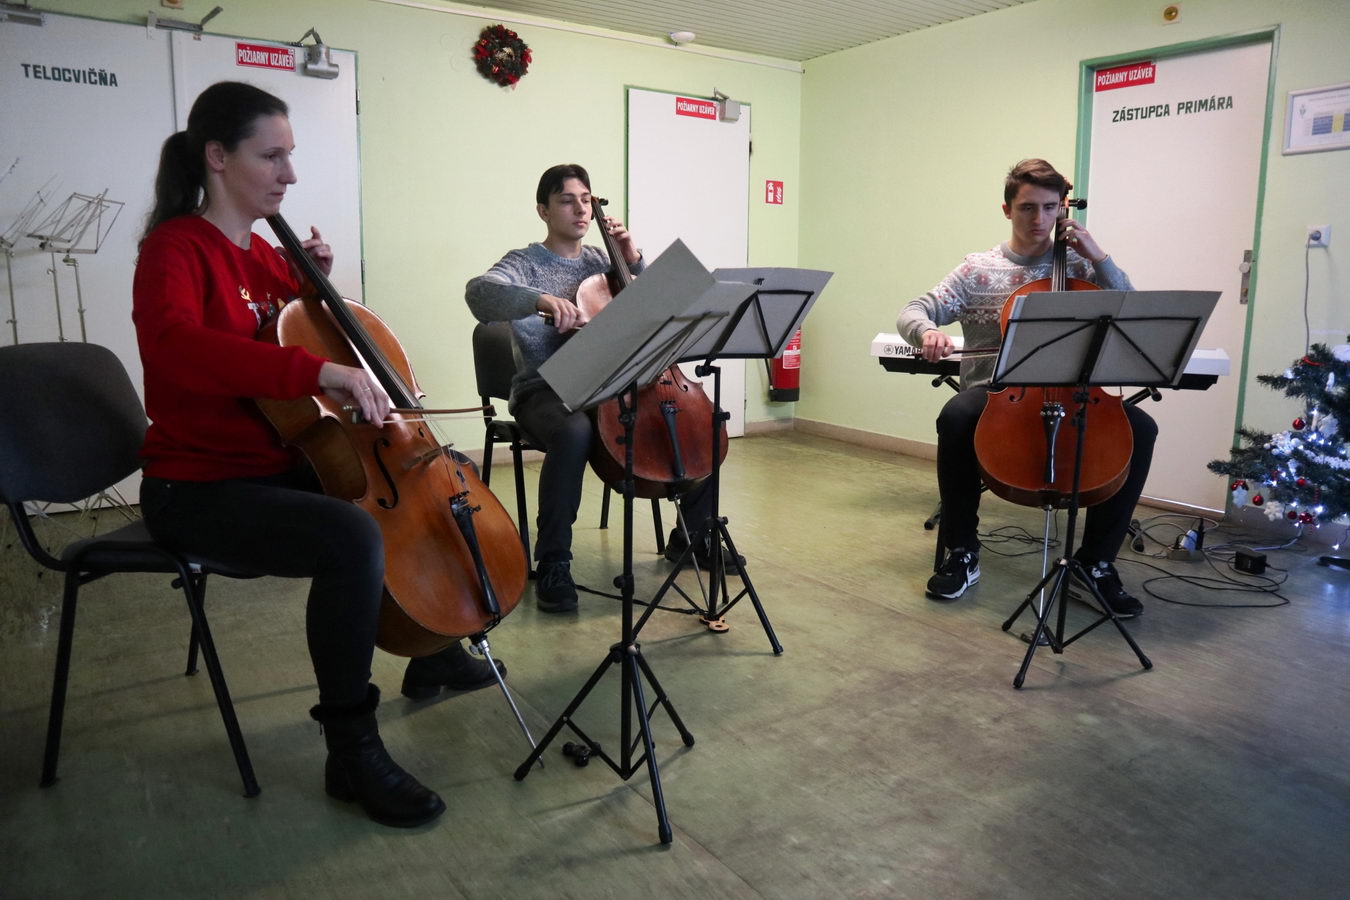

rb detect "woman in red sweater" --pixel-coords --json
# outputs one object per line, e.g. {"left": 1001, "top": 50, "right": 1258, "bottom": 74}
{"left": 133, "top": 81, "right": 494, "bottom": 828}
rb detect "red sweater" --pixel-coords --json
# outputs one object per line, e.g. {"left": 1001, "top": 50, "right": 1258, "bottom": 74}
{"left": 133, "top": 215, "right": 327, "bottom": 480}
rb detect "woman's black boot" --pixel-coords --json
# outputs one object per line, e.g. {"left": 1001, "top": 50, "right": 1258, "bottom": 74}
{"left": 309, "top": 685, "right": 446, "bottom": 827}
{"left": 401, "top": 640, "right": 506, "bottom": 700}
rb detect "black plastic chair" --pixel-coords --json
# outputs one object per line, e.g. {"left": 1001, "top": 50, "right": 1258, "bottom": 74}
{"left": 0, "top": 342, "right": 261, "bottom": 798}
{"left": 471, "top": 322, "right": 664, "bottom": 567}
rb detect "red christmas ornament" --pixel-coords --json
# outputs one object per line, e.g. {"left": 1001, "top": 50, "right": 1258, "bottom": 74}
{"left": 1251, "top": 494, "right": 1264, "bottom": 506}
{"left": 1298, "top": 512, "right": 1315, "bottom": 524}
{"left": 1296, "top": 477, "right": 1308, "bottom": 487}
{"left": 1286, "top": 510, "right": 1299, "bottom": 520}
{"left": 1230, "top": 480, "right": 1248, "bottom": 491}
{"left": 1293, "top": 417, "right": 1306, "bottom": 430}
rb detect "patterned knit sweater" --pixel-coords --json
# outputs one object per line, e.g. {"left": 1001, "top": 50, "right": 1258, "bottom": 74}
{"left": 897, "top": 242, "right": 1133, "bottom": 389}
{"left": 465, "top": 242, "right": 644, "bottom": 408}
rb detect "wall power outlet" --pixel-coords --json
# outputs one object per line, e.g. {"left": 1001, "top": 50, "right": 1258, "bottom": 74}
{"left": 1307, "top": 225, "right": 1331, "bottom": 248}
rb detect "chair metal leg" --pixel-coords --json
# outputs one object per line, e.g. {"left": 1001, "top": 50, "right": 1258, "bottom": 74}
{"left": 603, "top": 490, "right": 664, "bottom": 552}
{"left": 180, "top": 570, "right": 260, "bottom": 798}
{"left": 651, "top": 499, "right": 665, "bottom": 552}
{"left": 511, "top": 440, "right": 532, "bottom": 565}
{"left": 186, "top": 625, "right": 200, "bottom": 676}
{"left": 482, "top": 432, "right": 496, "bottom": 487}
{"left": 40, "top": 571, "right": 81, "bottom": 788}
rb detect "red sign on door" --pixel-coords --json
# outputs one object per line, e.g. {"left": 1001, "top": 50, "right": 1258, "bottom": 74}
{"left": 1094, "top": 61, "right": 1156, "bottom": 91}
{"left": 236, "top": 43, "right": 296, "bottom": 71}
{"left": 674, "top": 96, "right": 717, "bottom": 119}
{"left": 765, "top": 181, "right": 784, "bottom": 205}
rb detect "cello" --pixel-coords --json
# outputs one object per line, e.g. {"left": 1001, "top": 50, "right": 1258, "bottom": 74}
{"left": 574, "top": 197, "right": 728, "bottom": 500}
{"left": 255, "top": 214, "right": 528, "bottom": 658}
{"left": 973, "top": 198, "right": 1133, "bottom": 509}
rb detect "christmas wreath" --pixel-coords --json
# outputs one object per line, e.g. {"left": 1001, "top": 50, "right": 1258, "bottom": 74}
{"left": 473, "top": 25, "right": 531, "bottom": 87}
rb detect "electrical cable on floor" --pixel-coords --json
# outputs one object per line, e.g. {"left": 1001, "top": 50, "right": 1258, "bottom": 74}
{"left": 576, "top": 578, "right": 701, "bottom": 616}
{"left": 1117, "top": 552, "right": 1291, "bottom": 609}
{"left": 1130, "top": 512, "right": 1224, "bottom": 558}
{"left": 1112, "top": 517, "right": 1305, "bottom": 608}
{"left": 977, "top": 519, "right": 1061, "bottom": 558}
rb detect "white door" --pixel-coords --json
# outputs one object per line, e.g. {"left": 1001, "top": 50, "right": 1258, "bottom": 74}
{"left": 1084, "top": 40, "right": 1271, "bottom": 510}
{"left": 626, "top": 88, "right": 750, "bottom": 436}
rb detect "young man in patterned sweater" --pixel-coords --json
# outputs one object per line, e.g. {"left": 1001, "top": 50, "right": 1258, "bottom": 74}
{"left": 897, "top": 159, "right": 1156, "bottom": 616}
{"left": 465, "top": 164, "right": 721, "bottom": 613}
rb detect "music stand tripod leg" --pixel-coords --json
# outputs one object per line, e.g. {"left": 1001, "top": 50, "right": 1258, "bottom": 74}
{"left": 514, "top": 386, "right": 688, "bottom": 844}
{"left": 513, "top": 647, "right": 619, "bottom": 778}
{"left": 713, "top": 519, "right": 782, "bottom": 654}
{"left": 1065, "top": 562, "right": 1153, "bottom": 669}
{"left": 696, "top": 359, "right": 783, "bottom": 650}
{"left": 1008, "top": 562, "right": 1072, "bottom": 689}
{"left": 637, "top": 361, "right": 782, "bottom": 653}
{"left": 625, "top": 648, "right": 676, "bottom": 844}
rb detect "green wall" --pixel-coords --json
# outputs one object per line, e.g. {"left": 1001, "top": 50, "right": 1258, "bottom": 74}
{"left": 32, "top": 0, "right": 1349, "bottom": 455}
{"left": 40, "top": 0, "right": 803, "bottom": 450}
{"left": 798, "top": 0, "right": 1348, "bottom": 446}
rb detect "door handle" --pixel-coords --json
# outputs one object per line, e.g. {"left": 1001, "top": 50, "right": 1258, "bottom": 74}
{"left": 1238, "top": 249, "right": 1253, "bottom": 304}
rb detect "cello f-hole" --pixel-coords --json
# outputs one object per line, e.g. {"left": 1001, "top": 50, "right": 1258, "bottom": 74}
{"left": 373, "top": 437, "right": 400, "bottom": 509}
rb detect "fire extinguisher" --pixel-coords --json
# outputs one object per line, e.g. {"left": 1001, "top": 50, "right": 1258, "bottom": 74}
{"left": 768, "top": 329, "right": 801, "bottom": 402}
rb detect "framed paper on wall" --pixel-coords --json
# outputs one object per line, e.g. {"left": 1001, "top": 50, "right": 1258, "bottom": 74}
{"left": 1283, "top": 81, "right": 1350, "bottom": 155}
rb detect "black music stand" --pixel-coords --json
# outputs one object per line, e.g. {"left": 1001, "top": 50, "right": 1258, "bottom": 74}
{"left": 992, "top": 289, "right": 1216, "bottom": 688}
{"left": 640, "top": 267, "right": 829, "bottom": 647}
{"left": 515, "top": 241, "right": 727, "bottom": 844}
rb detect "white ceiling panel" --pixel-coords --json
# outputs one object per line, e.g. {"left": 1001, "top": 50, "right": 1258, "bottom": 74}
{"left": 446, "top": 0, "right": 1037, "bottom": 61}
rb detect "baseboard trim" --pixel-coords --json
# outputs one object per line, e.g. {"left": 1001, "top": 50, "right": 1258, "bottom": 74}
{"left": 743, "top": 418, "right": 795, "bottom": 437}
{"left": 792, "top": 417, "right": 937, "bottom": 461}
{"left": 462, "top": 446, "right": 546, "bottom": 471}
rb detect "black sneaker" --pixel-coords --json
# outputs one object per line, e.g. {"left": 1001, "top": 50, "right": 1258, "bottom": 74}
{"left": 1074, "top": 557, "right": 1143, "bottom": 618}
{"left": 927, "top": 548, "right": 980, "bottom": 599}
{"left": 535, "top": 560, "right": 578, "bottom": 613}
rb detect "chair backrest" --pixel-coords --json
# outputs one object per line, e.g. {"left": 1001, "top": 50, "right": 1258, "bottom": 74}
{"left": 0, "top": 342, "right": 147, "bottom": 504}
{"left": 471, "top": 321, "right": 517, "bottom": 406}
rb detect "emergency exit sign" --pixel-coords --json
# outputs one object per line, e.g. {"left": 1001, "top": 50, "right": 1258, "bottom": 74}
{"left": 765, "top": 181, "right": 784, "bottom": 204}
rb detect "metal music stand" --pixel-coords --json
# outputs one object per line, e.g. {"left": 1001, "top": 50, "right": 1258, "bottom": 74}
{"left": 26, "top": 189, "right": 124, "bottom": 343}
{"left": 640, "top": 266, "right": 830, "bottom": 647}
{"left": 515, "top": 240, "right": 727, "bottom": 844}
{"left": 992, "top": 288, "right": 1217, "bottom": 688}
{"left": 1, "top": 177, "right": 56, "bottom": 346}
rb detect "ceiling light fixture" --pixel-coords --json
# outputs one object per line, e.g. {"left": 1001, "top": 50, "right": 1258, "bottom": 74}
{"left": 668, "top": 31, "right": 696, "bottom": 45}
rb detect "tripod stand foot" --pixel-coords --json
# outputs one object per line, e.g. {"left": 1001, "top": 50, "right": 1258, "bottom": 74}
{"left": 1018, "top": 630, "right": 1055, "bottom": 648}
{"left": 699, "top": 615, "right": 729, "bottom": 633}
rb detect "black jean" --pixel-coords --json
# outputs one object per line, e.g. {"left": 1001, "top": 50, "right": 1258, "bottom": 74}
{"left": 935, "top": 386, "right": 1158, "bottom": 562}
{"left": 513, "top": 386, "right": 714, "bottom": 563}
{"left": 139, "top": 468, "right": 382, "bottom": 708}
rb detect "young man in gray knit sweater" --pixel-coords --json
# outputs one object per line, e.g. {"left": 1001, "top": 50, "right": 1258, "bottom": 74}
{"left": 897, "top": 159, "right": 1157, "bottom": 616}
{"left": 465, "top": 164, "right": 720, "bottom": 612}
